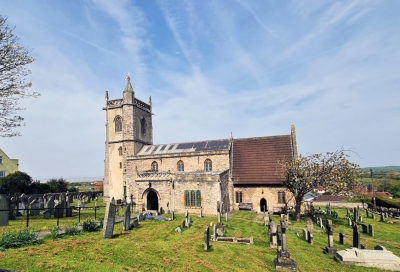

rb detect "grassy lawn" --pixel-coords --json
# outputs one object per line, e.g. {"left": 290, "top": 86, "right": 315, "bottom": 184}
{"left": 1, "top": 207, "right": 400, "bottom": 271}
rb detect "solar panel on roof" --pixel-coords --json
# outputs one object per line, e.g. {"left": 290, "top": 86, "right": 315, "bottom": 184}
{"left": 177, "top": 142, "right": 194, "bottom": 149}
{"left": 168, "top": 145, "right": 174, "bottom": 150}
{"left": 146, "top": 146, "right": 152, "bottom": 152}
{"left": 160, "top": 145, "right": 166, "bottom": 151}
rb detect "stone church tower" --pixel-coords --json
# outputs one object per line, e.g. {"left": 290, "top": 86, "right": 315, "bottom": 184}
{"left": 103, "top": 75, "right": 153, "bottom": 201}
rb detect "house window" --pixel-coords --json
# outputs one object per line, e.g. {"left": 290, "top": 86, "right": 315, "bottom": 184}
{"left": 151, "top": 161, "right": 158, "bottom": 172}
{"left": 141, "top": 118, "right": 147, "bottom": 135}
{"left": 204, "top": 159, "right": 212, "bottom": 172}
{"left": 235, "top": 191, "right": 242, "bottom": 203}
{"left": 0, "top": 156, "right": 2, "bottom": 163}
{"left": 0, "top": 171, "right": 5, "bottom": 177}
{"left": 278, "top": 192, "right": 286, "bottom": 204}
{"left": 177, "top": 160, "right": 184, "bottom": 172}
{"left": 115, "top": 116, "right": 122, "bottom": 132}
{"left": 118, "top": 146, "right": 122, "bottom": 156}
{"left": 184, "top": 190, "right": 201, "bottom": 207}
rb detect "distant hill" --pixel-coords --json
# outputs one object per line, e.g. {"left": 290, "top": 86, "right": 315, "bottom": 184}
{"left": 361, "top": 166, "right": 400, "bottom": 171}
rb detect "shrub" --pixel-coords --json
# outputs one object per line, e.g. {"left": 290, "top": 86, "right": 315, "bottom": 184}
{"left": 50, "top": 227, "right": 60, "bottom": 240}
{"left": 64, "top": 224, "right": 82, "bottom": 236}
{"left": 82, "top": 218, "right": 102, "bottom": 232}
{"left": 0, "top": 229, "right": 41, "bottom": 250}
{"left": 375, "top": 197, "right": 400, "bottom": 209}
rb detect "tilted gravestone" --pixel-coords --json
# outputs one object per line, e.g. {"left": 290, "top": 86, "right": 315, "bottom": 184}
{"left": 204, "top": 227, "right": 210, "bottom": 251}
{"left": 353, "top": 224, "right": 360, "bottom": 248}
{"left": 102, "top": 202, "right": 117, "bottom": 238}
{"left": 0, "top": 195, "right": 9, "bottom": 226}
{"left": 123, "top": 204, "right": 131, "bottom": 231}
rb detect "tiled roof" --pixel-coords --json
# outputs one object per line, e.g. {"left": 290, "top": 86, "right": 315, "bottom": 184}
{"left": 232, "top": 135, "right": 294, "bottom": 185}
{"left": 136, "top": 139, "right": 230, "bottom": 156}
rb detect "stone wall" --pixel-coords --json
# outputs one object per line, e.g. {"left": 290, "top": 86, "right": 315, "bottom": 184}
{"left": 312, "top": 202, "right": 363, "bottom": 209}
{"left": 232, "top": 186, "right": 294, "bottom": 212}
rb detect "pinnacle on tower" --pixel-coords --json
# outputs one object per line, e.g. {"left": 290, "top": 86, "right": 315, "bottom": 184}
{"left": 124, "top": 71, "right": 134, "bottom": 94}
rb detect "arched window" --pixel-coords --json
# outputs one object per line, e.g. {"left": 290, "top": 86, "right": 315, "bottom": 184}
{"left": 119, "top": 162, "right": 122, "bottom": 169}
{"left": 151, "top": 161, "right": 158, "bottom": 172}
{"left": 177, "top": 160, "right": 184, "bottom": 172}
{"left": 184, "top": 190, "right": 201, "bottom": 207}
{"left": 278, "top": 191, "right": 286, "bottom": 204}
{"left": 118, "top": 146, "right": 122, "bottom": 156}
{"left": 115, "top": 116, "right": 122, "bottom": 132}
{"left": 204, "top": 159, "right": 212, "bottom": 172}
{"left": 141, "top": 118, "right": 147, "bottom": 135}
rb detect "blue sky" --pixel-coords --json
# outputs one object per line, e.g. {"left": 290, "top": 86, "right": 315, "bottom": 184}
{"left": 1, "top": 0, "right": 399, "bottom": 180}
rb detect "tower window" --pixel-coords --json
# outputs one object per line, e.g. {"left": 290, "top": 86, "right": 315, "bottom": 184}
{"left": 177, "top": 160, "right": 184, "bottom": 172}
{"left": 204, "top": 159, "right": 212, "bottom": 172}
{"left": 118, "top": 146, "right": 122, "bottom": 156}
{"left": 151, "top": 161, "right": 158, "bottom": 172}
{"left": 141, "top": 118, "right": 147, "bottom": 135}
{"left": 119, "top": 162, "right": 122, "bottom": 169}
{"left": 115, "top": 116, "right": 122, "bottom": 132}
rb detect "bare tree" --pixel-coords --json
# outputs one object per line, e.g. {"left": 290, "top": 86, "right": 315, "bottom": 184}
{"left": 0, "top": 15, "right": 39, "bottom": 137}
{"left": 279, "top": 149, "right": 361, "bottom": 221}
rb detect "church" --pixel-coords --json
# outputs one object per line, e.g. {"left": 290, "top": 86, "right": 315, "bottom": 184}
{"left": 103, "top": 76, "right": 297, "bottom": 215}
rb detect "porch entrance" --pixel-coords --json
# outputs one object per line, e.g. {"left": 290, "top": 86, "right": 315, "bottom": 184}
{"left": 146, "top": 190, "right": 159, "bottom": 211}
{"left": 260, "top": 198, "right": 267, "bottom": 212}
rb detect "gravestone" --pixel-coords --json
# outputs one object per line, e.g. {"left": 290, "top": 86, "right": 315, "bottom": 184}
{"left": 29, "top": 200, "right": 40, "bottom": 216}
{"left": 175, "top": 227, "right": 182, "bottom": 234}
{"left": 111, "top": 197, "right": 115, "bottom": 205}
{"left": 324, "top": 219, "right": 336, "bottom": 254}
{"left": 181, "top": 220, "right": 186, "bottom": 229}
{"left": 138, "top": 213, "right": 144, "bottom": 222}
{"left": 353, "top": 224, "right": 360, "bottom": 248}
{"left": 131, "top": 218, "right": 139, "bottom": 228}
{"left": 307, "top": 231, "right": 313, "bottom": 244}
{"left": 172, "top": 211, "right": 175, "bottom": 220}
{"left": 199, "top": 207, "right": 203, "bottom": 218}
{"left": 361, "top": 224, "right": 368, "bottom": 234}
{"left": 274, "top": 214, "right": 297, "bottom": 270}
{"left": 213, "top": 224, "right": 218, "bottom": 241}
{"left": 353, "top": 207, "right": 358, "bottom": 223}
{"left": 38, "top": 198, "right": 44, "bottom": 211}
{"left": 372, "top": 213, "right": 375, "bottom": 219}
{"left": 348, "top": 217, "right": 352, "bottom": 227}
{"left": 347, "top": 209, "right": 350, "bottom": 217}
{"left": 204, "top": 227, "right": 210, "bottom": 251}
{"left": 123, "top": 204, "right": 131, "bottom": 231}
{"left": 78, "top": 200, "right": 85, "bottom": 209}
{"left": 374, "top": 245, "right": 387, "bottom": 250}
{"left": 306, "top": 218, "right": 314, "bottom": 232}
{"left": 302, "top": 229, "right": 308, "bottom": 241}
{"left": 380, "top": 213, "right": 385, "bottom": 222}
{"left": 368, "top": 224, "right": 374, "bottom": 237}
{"left": 54, "top": 203, "right": 64, "bottom": 218}
{"left": 359, "top": 216, "right": 363, "bottom": 222}
{"left": 46, "top": 197, "right": 55, "bottom": 215}
{"left": 65, "top": 206, "right": 73, "bottom": 217}
{"left": 225, "top": 212, "right": 228, "bottom": 222}
{"left": 43, "top": 210, "right": 51, "bottom": 219}
{"left": 335, "top": 248, "right": 400, "bottom": 270}
{"left": 0, "top": 195, "right": 9, "bottom": 226}
{"left": 102, "top": 202, "right": 117, "bottom": 238}
{"left": 360, "top": 244, "right": 367, "bottom": 249}
{"left": 269, "top": 221, "right": 278, "bottom": 248}
{"left": 339, "top": 232, "right": 346, "bottom": 245}
{"left": 366, "top": 210, "right": 369, "bottom": 218}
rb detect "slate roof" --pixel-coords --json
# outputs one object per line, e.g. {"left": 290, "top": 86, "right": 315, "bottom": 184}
{"left": 232, "top": 135, "right": 294, "bottom": 185}
{"left": 136, "top": 139, "right": 230, "bottom": 156}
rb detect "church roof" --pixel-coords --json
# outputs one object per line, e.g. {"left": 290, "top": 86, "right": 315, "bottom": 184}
{"left": 136, "top": 139, "right": 230, "bottom": 156}
{"left": 232, "top": 135, "right": 294, "bottom": 185}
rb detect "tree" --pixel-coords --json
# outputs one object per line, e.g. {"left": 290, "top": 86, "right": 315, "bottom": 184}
{"left": 0, "top": 171, "right": 32, "bottom": 196}
{"left": 0, "top": 15, "right": 39, "bottom": 137}
{"left": 279, "top": 150, "right": 361, "bottom": 221}
{"left": 47, "top": 178, "right": 68, "bottom": 193}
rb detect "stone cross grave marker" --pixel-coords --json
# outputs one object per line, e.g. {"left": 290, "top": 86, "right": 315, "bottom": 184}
{"left": 269, "top": 221, "right": 277, "bottom": 248}
{"left": 324, "top": 219, "right": 336, "bottom": 254}
{"left": 102, "top": 202, "right": 117, "bottom": 238}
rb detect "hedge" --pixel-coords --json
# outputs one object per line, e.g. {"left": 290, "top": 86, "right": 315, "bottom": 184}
{"left": 374, "top": 196, "right": 400, "bottom": 209}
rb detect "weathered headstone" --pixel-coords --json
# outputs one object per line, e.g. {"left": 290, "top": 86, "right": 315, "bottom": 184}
{"left": 29, "top": 200, "right": 40, "bottom": 216}
{"left": 274, "top": 214, "right": 297, "bottom": 270}
{"left": 0, "top": 195, "right": 9, "bottom": 226}
{"left": 225, "top": 212, "right": 228, "bottom": 222}
{"left": 269, "top": 221, "right": 278, "bottom": 248}
{"left": 171, "top": 211, "right": 175, "bottom": 220}
{"left": 353, "top": 224, "right": 360, "bottom": 248}
{"left": 307, "top": 231, "right": 313, "bottom": 244}
{"left": 368, "top": 224, "right": 374, "bottom": 237}
{"left": 181, "top": 220, "right": 186, "bottom": 229}
{"left": 348, "top": 217, "right": 352, "bottom": 227}
{"left": 102, "top": 202, "right": 117, "bottom": 238}
{"left": 213, "top": 224, "right": 218, "bottom": 241}
{"left": 366, "top": 210, "right": 369, "bottom": 218}
{"left": 123, "top": 204, "right": 131, "bottom": 231}
{"left": 54, "top": 203, "right": 64, "bottom": 218}
{"left": 204, "top": 227, "right": 210, "bottom": 251}
{"left": 324, "top": 219, "right": 336, "bottom": 254}
{"left": 359, "top": 215, "right": 363, "bottom": 222}
{"left": 46, "top": 197, "right": 55, "bottom": 215}
{"left": 339, "top": 232, "right": 346, "bottom": 245}
{"left": 374, "top": 245, "right": 387, "bottom": 251}
{"left": 175, "top": 227, "right": 181, "bottom": 233}
{"left": 306, "top": 217, "right": 314, "bottom": 232}
{"left": 361, "top": 224, "right": 368, "bottom": 234}
{"left": 302, "top": 229, "right": 308, "bottom": 241}
{"left": 43, "top": 210, "right": 51, "bottom": 219}
{"left": 380, "top": 213, "right": 385, "bottom": 222}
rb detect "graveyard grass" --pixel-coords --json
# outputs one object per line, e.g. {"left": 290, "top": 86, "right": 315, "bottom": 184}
{"left": 1, "top": 205, "right": 400, "bottom": 271}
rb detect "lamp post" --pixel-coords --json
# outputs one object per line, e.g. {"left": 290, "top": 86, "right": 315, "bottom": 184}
{"left": 370, "top": 168, "right": 376, "bottom": 212}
